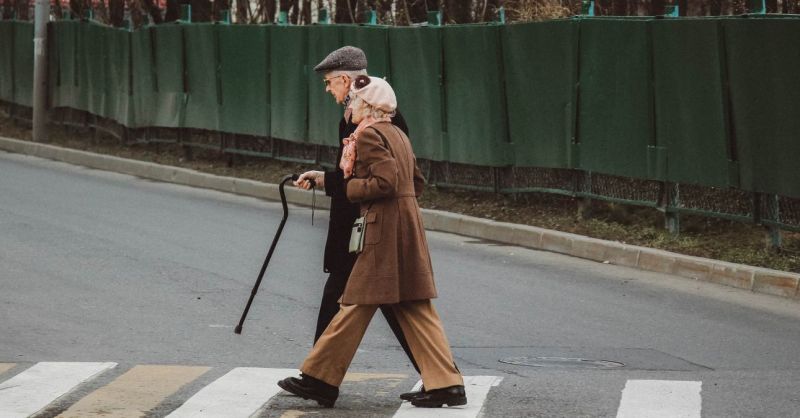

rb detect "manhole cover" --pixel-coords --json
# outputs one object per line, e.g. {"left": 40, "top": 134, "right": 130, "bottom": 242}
{"left": 499, "top": 356, "right": 625, "bottom": 369}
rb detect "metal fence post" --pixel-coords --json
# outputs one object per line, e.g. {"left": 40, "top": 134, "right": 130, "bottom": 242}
{"left": 278, "top": 11, "right": 289, "bottom": 25}
{"left": 318, "top": 8, "right": 330, "bottom": 24}
{"left": 218, "top": 9, "right": 231, "bottom": 24}
{"left": 32, "top": 0, "right": 50, "bottom": 142}
{"left": 364, "top": 9, "right": 377, "bottom": 25}
{"left": 746, "top": 0, "right": 766, "bottom": 14}
{"left": 665, "top": 182, "right": 681, "bottom": 235}
{"left": 766, "top": 194, "right": 782, "bottom": 251}
{"left": 180, "top": 4, "right": 191, "bottom": 22}
{"left": 664, "top": 1, "right": 679, "bottom": 17}
{"left": 581, "top": 0, "right": 595, "bottom": 16}
{"left": 427, "top": 10, "right": 442, "bottom": 26}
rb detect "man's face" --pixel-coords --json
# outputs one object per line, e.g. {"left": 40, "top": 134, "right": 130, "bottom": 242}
{"left": 324, "top": 73, "right": 351, "bottom": 105}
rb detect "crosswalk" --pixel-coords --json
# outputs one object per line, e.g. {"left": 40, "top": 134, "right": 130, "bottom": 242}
{"left": 0, "top": 362, "right": 703, "bottom": 417}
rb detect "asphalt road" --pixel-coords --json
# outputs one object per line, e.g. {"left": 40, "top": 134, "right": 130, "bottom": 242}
{"left": 1, "top": 150, "right": 799, "bottom": 417}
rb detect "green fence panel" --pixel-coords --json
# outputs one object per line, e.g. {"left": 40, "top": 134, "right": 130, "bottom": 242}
{"left": 81, "top": 23, "right": 108, "bottom": 116}
{"left": 442, "top": 25, "right": 510, "bottom": 166}
{"left": 218, "top": 25, "right": 269, "bottom": 137}
{"left": 270, "top": 25, "right": 308, "bottom": 142}
{"left": 183, "top": 24, "right": 219, "bottom": 131}
{"left": 388, "top": 26, "right": 444, "bottom": 161}
{"left": 725, "top": 18, "right": 800, "bottom": 198}
{"left": 12, "top": 22, "right": 34, "bottom": 107}
{"left": 131, "top": 27, "right": 156, "bottom": 128}
{"left": 503, "top": 20, "right": 578, "bottom": 169}
{"left": 151, "top": 25, "right": 185, "bottom": 128}
{"left": 57, "top": 22, "right": 79, "bottom": 109}
{"left": 340, "top": 25, "right": 390, "bottom": 79}
{"left": 307, "top": 25, "right": 343, "bottom": 146}
{"left": 46, "top": 23, "right": 58, "bottom": 109}
{"left": 652, "top": 19, "right": 732, "bottom": 188}
{"left": 71, "top": 20, "right": 89, "bottom": 112}
{"left": 0, "top": 22, "right": 14, "bottom": 102}
{"left": 576, "top": 19, "right": 653, "bottom": 179}
{"left": 106, "top": 27, "right": 132, "bottom": 126}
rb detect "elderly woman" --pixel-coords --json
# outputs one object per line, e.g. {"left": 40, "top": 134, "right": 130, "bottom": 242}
{"left": 278, "top": 76, "right": 466, "bottom": 409}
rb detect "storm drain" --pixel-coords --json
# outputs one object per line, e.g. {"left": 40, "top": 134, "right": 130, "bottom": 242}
{"left": 499, "top": 356, "right": 625, "bottom": 369}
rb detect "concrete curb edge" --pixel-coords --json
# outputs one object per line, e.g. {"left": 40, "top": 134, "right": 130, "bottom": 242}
{"left": 2, "top": 136, "right": 798, "bottom": 301}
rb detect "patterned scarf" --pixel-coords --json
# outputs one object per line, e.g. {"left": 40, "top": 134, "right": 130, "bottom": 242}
{"left": 340, "top": 115, "right": 391, "bottom": 179}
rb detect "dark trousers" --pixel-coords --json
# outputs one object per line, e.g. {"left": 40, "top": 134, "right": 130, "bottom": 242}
{"left": 314, "top": 269, "right": 421, "bottom": 374}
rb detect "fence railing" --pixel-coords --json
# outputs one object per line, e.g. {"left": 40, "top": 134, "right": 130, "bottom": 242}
{"left": 0, "top": 16, "right": 798, "bottom": 239}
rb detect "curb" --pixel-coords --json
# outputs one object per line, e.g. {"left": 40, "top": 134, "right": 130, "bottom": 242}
{"left": 2, "top": 136, "right": 798, "bottom": 301}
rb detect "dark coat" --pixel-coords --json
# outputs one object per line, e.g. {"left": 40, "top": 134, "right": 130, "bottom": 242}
{"left": 322, "top": 111, "right": 408, "bottom": 274}
{"left": 342, "top": 122, "right": 436, "bottom": 304}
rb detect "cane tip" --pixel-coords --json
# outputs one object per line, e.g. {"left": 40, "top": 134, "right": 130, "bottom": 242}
{"left": 234, "top": 325, "right": 242, "bottom": 335}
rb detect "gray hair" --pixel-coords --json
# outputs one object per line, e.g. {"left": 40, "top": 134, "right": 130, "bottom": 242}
{"left": 327, "top": 69, "right": 368, "bottom": 80}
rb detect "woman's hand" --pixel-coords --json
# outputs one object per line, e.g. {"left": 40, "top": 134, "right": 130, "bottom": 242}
{"left": 295, "top": 170, "right": 325, "bottom": 190}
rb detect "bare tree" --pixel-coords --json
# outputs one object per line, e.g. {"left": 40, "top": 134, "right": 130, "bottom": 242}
{"left": 109, "top": 0, "right": 125, "bottom": 26}
{"left": 336, "top": 0, "right": 357, "bottom": 22}
{"left": 444, "top": 0, "right": 471, "bottom": 23}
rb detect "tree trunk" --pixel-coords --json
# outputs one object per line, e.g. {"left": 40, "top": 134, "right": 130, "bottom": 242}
{"left": 140, "top": 0, "right": 164, "bottom": 23}
{"left": 765, "top": 0, "right": 778, "bottom": 12}
{"left": 53, "top": 0, "right": 63, "bottom": 18}
{"left": 612, "top": 0, "right": 628, "bottom": 15}
{"left": 190, "top": 0, "right": 213, "bottom": 21}
{"left": 109, "top": 0, "right": 125, "bottom": 25}
{"left": 299, "top": 0, "right": 311, "bottom": 23}
{"left": 444, "top": 0, "right": 471, "bottom": 23}
{"left": 651, "top": 0, "right": 666, "bottom": 14}
{"left": 16, "top": 0, "right": 29, "bottom": 20}
{"left": 165, "top": 0, "right": 181, "bottom": 21}
{"left": 257, "top": 0, "right": 276, "bottom": 23}
{"left": 336, "top": 0, "right": 357, "bottom": 22}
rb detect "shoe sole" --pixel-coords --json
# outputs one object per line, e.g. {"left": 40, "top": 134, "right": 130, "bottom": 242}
{"left": 277, "top": 380, "right": 336, "bottom": 408}
{"left": 411, "top": 396, "right": 468, "bottom": 408}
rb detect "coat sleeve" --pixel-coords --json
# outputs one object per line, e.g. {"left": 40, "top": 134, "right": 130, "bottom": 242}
{"left": 346, "top": 128, "right": 398, "bottom": 203}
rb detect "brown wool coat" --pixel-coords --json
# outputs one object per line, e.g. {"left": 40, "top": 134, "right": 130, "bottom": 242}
{"left": 342, "top": 122, "right": 437, "bottom": 305}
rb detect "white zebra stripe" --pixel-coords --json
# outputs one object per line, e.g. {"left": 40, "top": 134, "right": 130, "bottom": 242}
{"left": 0, "top": 361, "right": 116, "bottom": 418}
{"left": 166, "top": 368, "right": 298, "bottom": 418}
{"left": 616, "top": 379, "right": 702, "bottom": 418}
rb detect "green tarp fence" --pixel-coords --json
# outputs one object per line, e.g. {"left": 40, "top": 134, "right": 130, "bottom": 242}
{"left": 651, "top": 19, "right": 734, "bottom": 188}
{"left": 218, "top": 24, "right": 270, "bottom": 137}
{"left": 0, "top": 21, "right": 15, "bottom": 103}
{"left": 724, "top": 18, "right": 800, "bottom": 198}
{"left": 4, "top": 18, "right": 800, "bottom": 198}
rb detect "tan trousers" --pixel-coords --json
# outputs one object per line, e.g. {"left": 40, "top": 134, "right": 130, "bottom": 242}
{"left": 300, "top": 300, "right": 463, "bottom": 390}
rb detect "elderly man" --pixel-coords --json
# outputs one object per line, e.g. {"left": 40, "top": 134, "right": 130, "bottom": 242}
{"left": 293, "top": 46, "right": 424, "bottom": 401}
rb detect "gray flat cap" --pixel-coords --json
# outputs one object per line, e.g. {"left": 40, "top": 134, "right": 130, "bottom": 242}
{"left": 313, "top": 46, "right": 368, "bottom": 73}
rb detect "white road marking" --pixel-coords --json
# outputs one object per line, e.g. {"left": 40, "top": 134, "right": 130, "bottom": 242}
{"left": 166, "top": 367, "right": 298, "bottom": 418}
{"left": 392, "top": 375, "right": 503, "bottom": 418}
{"left": 616, "top": 379, "right": 702, "bottom": 418}
{"left": 0, "top": 362, "right": 117, "bottom": 418}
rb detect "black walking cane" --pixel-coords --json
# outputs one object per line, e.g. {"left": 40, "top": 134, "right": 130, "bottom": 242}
{"left": 234, "top": 173, "right": 313, "bottom": 335}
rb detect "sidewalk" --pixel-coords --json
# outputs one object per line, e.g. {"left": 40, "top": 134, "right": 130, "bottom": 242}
{"left": 2, "top": 135, "right": 798, "bottom": 300}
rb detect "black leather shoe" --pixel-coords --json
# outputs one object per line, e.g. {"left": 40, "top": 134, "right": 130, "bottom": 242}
{"left": 410, "top": 385, "right": 467, "bottom": 408}
{"left": 399, "top": 386, "right": 425, "bottom": 401}
{"left": 277, "top": 375, "right": 338, "bottom": 408}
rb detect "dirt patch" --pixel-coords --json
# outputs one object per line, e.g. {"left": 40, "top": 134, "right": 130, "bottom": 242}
{"left": 2, "top": 116, "right": 798, "bottom": 273}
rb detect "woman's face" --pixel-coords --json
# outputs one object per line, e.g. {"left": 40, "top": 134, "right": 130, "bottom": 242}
{"left": 324, "top": 73, "right": 351, "bottom": 104}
